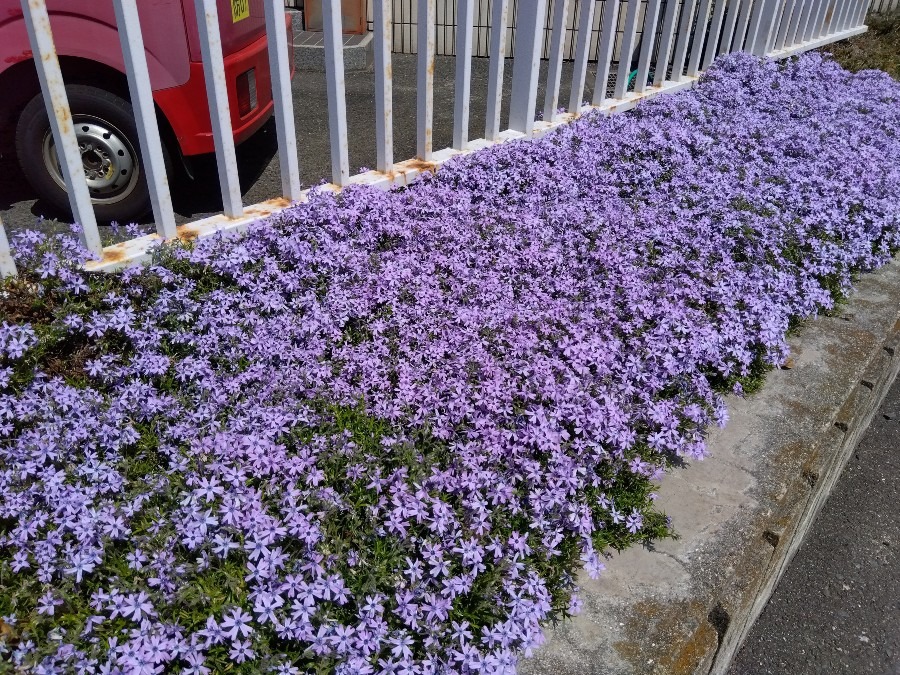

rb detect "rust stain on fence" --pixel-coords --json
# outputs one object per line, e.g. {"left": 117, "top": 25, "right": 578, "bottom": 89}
{"left": 177, "top": 226, "right": 201, "bottom": 242}
{"left": 398, "top": 158, "right": 438, "bottom": 173}
{"left": 97, "top": 245, "right": 128, "bottom": 265}
{"left": 245, "top": 197, "right": 291, "bottom": 216}
{"left": 175, "top": 197, "right": 293, "bottom": 242}
{"left": 54, "top": 104, "right": 70, "bottom": 134}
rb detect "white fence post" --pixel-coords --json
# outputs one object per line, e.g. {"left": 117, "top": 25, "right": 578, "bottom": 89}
{"left": 849, "top": 0, "right": 863, "bottom": 27}
{"left": 485, "top": 0, "right": 510, "bottom": 140}
{"left": 831, "top": 0, "right": 847, "bottom": 31}
{"left": 765, "top": 0, "right": 787, "bottom": 49}
{"left": 718, "top": 0, "right": 743, "bottom": 54}
{"left": 374, "top": 0, "right": 394, "bottom": 170}
{"left": 670, "top": 0, "right": 698, "bottom": 80}
{"left": 634, "top": 0, "right": 662, "bottom": 93}
{"left": 703, "top": 0, "right": 730, "bottom": 67}
{"left": 797, "top": 0, "right": 821, "bottom": 43}
{"left": 794, "top": 0, "right": 812, "bottom": 36}
{"left": 828, "top": 0, "right": 840, "bottom": 33}
{"left": 764, "top": 0, "right": 783, "bottom": 47}
{"left": 264, "top": 0, "right": 302, "bottom": 200}
{"left": 811, "top": 0, "right": 830, "bottom": 36}
{"left": 417, "top": 0, "right": 436, "bottom": 158}
{"left": 323, "top": 0, "right": 350, "bottom": 184}
{"left": 113, "top": 0, "right": 177, "bottom": 240}
{"left": 653, "top": 0, "right": 682, "bottom": 86}
{"left": 791, "top": 0, "right": 809, "bottom": 40}
{"left": 774, "top": 0, "right": 797, "bottom": 48}
{"left": 806, "top": 0, "right": 831, "bottom": 40}
{"left": 687, "top": 0, "right": 714, "bottom": 76}
{"left": 732, "top": 0, "right": 756, "bottom": 50}
{"left": 569, "top": 0, "right": 596, "bottom": 110}
{"left": 593, "top": 0, "right": 622, "bottom": 102}
{"left": 193, "top": 0, "right": 243, "bottom": 218}
{"left": 852, "top": 0, "right": 869, "bottom": 26}
{"left": 453, "top": 0, "right": 475, "bottom": 149}
{"left": 20, "top": 0, "right": 101, "bottom": 255}
{"left": 0, "top": 218, "right": 16, "bottom": 279}
{"left": 843, "top": 0, "right": 861, "bottom": 29}
{"left": 543, "top": 0, "right": 571, "bottom": 121}
{"left": 751, "top": 0, "right": 780, "bottom": 53}
{"left": 614, "top": 0, "right": 643, "bottom": 98}
{"left": 509, "top": 0, "right": 549, "bottom": 136}
{"left": 746, "top": 0, "right": 769, "bottom": 50}
{"left": 833, "top": 0, "right": 853, "bottom": 31}
{"left": 804, "top": 0, "right": 826, "bottom": 38}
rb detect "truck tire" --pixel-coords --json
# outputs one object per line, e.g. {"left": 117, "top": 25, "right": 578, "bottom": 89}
{"left": 15, "top": 84, "right": 162, "bottom": 225}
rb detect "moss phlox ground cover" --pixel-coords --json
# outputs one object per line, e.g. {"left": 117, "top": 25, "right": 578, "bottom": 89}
{"left": 1, "top": 53, "right": 899, "bottom": 673}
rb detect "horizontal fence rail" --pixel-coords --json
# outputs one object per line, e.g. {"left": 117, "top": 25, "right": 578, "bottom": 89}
{"left": 0, "top": 0, "right": 876, "bottom": 278}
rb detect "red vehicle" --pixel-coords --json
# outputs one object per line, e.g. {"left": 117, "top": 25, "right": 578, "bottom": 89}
{"left": 0, "top": 0, "right": 293, "bottom": 223}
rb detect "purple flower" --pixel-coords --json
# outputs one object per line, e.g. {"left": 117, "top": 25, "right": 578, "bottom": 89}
{"left": 229, "top": 639, "right": 255, "bottom": 663}
{"left": 220, "top": 608, "right": 254, "bottom": 640}
{"left": 36, "top": 591, "right": 62, "bottom": 616}
{"left": 120, "top": 592, "right": 154, "bottom": 622}
{"left": 625, "top": 510, "right": 644, "bottom": 534}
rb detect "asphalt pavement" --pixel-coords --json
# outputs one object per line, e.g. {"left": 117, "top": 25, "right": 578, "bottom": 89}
{"left": 729, "top": 372, "right": 900, "bottom": 675}
{"left": 0, "top": 52, "right": 598, "bottom": 238}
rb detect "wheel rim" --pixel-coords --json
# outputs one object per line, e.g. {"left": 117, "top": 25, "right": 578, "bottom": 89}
{"left": 41, "top": 116, "right": 141, "bottom": 207}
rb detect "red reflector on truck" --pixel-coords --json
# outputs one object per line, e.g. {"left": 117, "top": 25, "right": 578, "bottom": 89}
{"left": 236, "top": 68, "right": 258, "bottom": 117}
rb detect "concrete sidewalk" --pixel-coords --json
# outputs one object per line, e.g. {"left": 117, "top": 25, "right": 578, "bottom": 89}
{"left": 521, "top": 257, "right": 900, "bottom": 675}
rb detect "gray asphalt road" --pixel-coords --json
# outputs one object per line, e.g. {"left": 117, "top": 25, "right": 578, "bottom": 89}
{"left": 729, "top": 373, "right": 900, "bottom": 675}
{"left": 0, "top": 53, "right": 604, "bottom": 238}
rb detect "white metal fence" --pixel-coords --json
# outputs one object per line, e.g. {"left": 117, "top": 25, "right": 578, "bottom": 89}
{"left": 384, "top": 0, "right": 653, "bottom": 60}
{"left": 0, "top": 0, "right": 877, "bottom": 279}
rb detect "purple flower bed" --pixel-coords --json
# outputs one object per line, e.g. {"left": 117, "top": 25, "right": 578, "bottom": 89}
{"left": 1, "top": 52, "right": 899, "bottom": 673}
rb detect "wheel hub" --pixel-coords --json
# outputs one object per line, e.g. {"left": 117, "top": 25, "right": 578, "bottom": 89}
{"left": 42, "top": 117, "right": 139, "bottom": 205}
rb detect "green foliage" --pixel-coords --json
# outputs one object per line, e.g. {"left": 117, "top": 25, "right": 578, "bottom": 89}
{"left": 823, "top": 10, "right": 900, "bottom": 80}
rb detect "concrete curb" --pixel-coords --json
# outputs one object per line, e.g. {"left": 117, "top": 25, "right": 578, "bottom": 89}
{"left": 521, "top": 256, "right": 900, "bottom": 675}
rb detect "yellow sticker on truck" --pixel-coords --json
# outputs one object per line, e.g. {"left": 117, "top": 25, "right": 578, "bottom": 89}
{"left": 231, "top": 0, "right": 250, "bottom": 23}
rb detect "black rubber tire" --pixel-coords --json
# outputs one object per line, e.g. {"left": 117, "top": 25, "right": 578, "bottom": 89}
{"left": 15, "top": 85, "right": 159, "bottom": 224}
